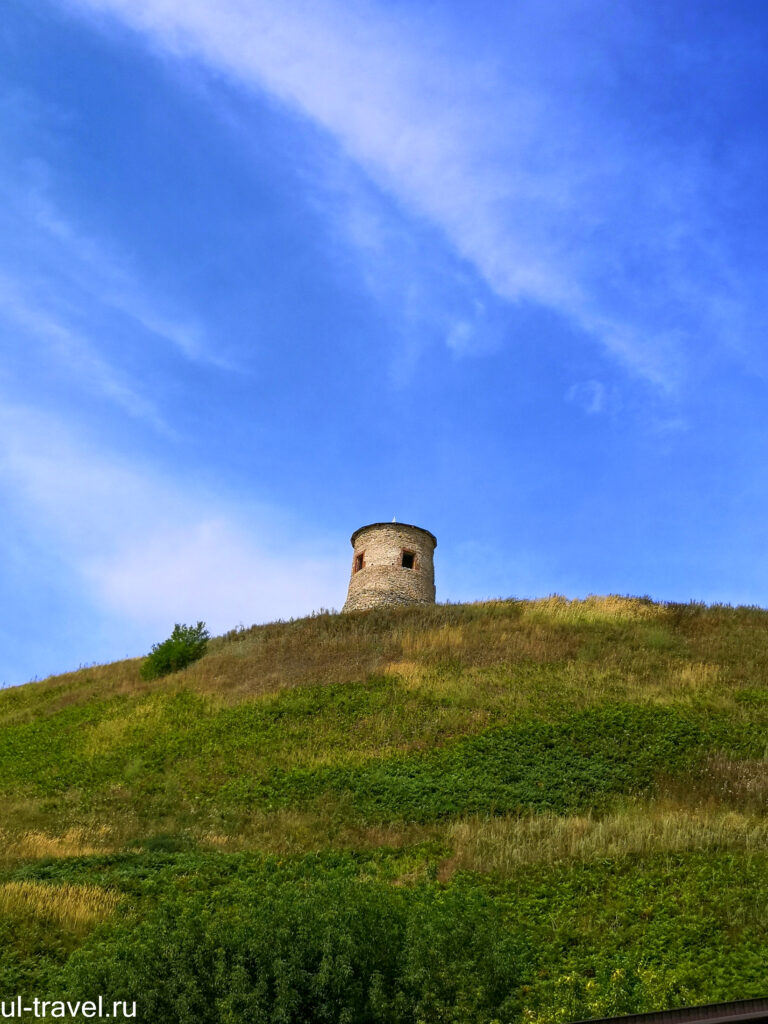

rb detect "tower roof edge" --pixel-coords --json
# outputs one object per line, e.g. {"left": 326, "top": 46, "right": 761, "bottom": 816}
{"left": 350, "top": 522, "right": 437, "bottom": 548}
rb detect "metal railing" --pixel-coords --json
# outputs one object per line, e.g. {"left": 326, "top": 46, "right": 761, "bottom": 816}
{"left": 573, "top": 998, "right": 768, "bottom": 1024}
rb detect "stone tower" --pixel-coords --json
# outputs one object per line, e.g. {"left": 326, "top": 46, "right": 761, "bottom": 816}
{"left": 342, "top": 521, "right": 437, "bottom": 612}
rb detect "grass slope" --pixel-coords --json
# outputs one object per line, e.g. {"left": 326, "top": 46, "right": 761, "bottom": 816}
{"left": 2, "top": 596, "right": 768, "bottom": 1021}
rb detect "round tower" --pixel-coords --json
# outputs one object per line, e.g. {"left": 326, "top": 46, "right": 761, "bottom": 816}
{"left": 342, "top": 522, "right": 437, "bottom": 612}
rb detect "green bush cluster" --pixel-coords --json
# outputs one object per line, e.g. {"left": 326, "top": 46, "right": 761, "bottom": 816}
{"left": 7, "top": 847, "right": 763, "bottom": 1022}
{"left": 140, "top": 622, "right": 210, "bottom": 681}
{"left": 63, "top": 874, "right": 530, "bottom": 1024}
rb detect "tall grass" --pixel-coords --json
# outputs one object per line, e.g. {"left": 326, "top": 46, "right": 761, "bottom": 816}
{"left": 0, "top": 827, "right": 118, "bottom": 866}
{"left": 447, "top": 801, "right": 768, "bottom": 875}
{"left": 0, "top": 880, "right": 121, "bottom": 931}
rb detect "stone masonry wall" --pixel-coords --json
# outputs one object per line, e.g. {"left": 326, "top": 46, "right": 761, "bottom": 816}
{"left": 343, "top": 523, "right": 436, "bottom": 612}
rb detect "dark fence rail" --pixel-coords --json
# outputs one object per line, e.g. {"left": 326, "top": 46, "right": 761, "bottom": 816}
{"left": 573, "top": 998, "right": 768, "bottom": 1024}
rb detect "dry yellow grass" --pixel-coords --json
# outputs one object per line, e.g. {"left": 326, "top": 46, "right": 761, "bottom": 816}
{"left": 522, "top": 594, "right": 666, "bottom": 624}
{"left": 585, "top": 662, "right": 725, "bottom": 708}
{"left": 0, "top": 880, "right": 122, "bottom": 930}
{"left": 0, "top": 827, "right": 119, "bottom": 865}
{"left": 189, "top": 797, "right": 768, "bottom": 867}
{"left": 0, "top": 823, "right": 124, "bottom": 864}
{"left": 196, "top": 604, "right": 581, "bottom": 705}
{"left": 680, "top": 753, "right": 768, "bottom": 808}
{"left": 398, "top": 619, "right": 578, "bottom": 667}
{"left": 447, "top": 802, "right": 768, "bottom": 876}
{"left": 674, "top": 661, "right": 720, "bottom": 689}
{"left": 4, "top": 597, "right": 764, "bottom": 717}
{"left": 0, "top": 597, "right": 710, "bottom": 720}
{"left": 401, "top": 625, "right": 466, "bottom": 657}
{"left": 194, "top": 806, "right": 442, "bottom": 855}
{"left": 385, "top": 652, "right": 721, "bottom": 714}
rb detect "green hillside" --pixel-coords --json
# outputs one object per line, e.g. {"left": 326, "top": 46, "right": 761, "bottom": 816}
{"left": 2, "top": 596, "right": 768, "bottom": 1022}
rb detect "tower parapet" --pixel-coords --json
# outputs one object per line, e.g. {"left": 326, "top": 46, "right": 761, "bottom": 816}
{"left": 342, "top": 522, "right": 437, "bottom": 612}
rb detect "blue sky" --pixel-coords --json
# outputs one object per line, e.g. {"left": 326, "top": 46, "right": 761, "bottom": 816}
{"left": 3, "top": 0, "right": 768, "bottom": 685}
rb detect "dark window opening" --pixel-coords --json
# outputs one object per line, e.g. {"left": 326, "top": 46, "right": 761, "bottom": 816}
{"left": 401, "top": 550, "right": 415, "bottom": 569}
{"left": 354, "top": 553, "right": 364, "bottom": 573}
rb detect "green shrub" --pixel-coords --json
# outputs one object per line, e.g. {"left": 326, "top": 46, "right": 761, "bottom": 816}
{"left": 62, "top": 875, "right": 530, "bottom": 1023}
{"left": 140, "top": 622, "right": 210, "bottom": 681}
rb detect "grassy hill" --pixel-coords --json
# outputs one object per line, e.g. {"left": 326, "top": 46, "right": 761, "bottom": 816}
{"left": 2, "top": 596, "right": 768, "bottom": 1022}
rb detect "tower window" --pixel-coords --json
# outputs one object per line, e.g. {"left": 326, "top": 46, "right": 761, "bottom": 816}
{"left": 401, "top": 550, "right": 415, "bottom": 569}
{"left": 354, "top": 552, "right": 364, "bottom": 573}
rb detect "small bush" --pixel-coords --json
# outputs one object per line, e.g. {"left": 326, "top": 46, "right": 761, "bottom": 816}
{"left": 140, "top": 622, "right": 210, "bottom": 681}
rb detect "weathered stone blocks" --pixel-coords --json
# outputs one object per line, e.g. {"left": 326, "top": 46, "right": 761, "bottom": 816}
{"left": 342, "top": 522, "right": 437, "bottom": 612}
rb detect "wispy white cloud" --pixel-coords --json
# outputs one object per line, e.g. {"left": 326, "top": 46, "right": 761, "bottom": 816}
{"left": 20, "top": 184, "right": 220, "bottom": 365}
{"left": 0, "top": 166, "right": 235, "bottom": 428}
{"left": 567, "top": 380, "right": 608, "bottom": 417}
{"left": 56, "top": 0, "right": 737, "bottom": 389}
{"left": 0, "top": 275, "right": 169, "bottom": 430}
{"left": 312, "top": 159, "right": 504, "bottom": 383}
{"left": 0, "top": 401, "right": 346, "bottom": 636}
